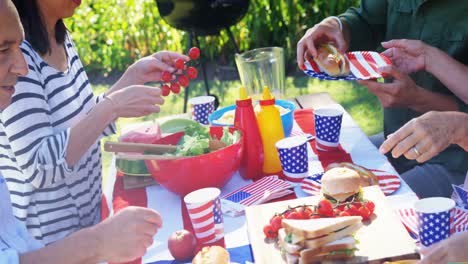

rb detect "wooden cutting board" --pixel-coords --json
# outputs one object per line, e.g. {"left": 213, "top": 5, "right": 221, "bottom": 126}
{"left": 245, "top": 186, "right": 417, "bottom": 264}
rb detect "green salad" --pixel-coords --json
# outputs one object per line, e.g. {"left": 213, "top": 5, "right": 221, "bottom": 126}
{"left": 175, "top": 123, "right": 240, "bottom": 157}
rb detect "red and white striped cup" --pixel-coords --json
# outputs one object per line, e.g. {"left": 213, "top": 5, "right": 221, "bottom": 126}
{"left": 183, "top": 187, "right": 224, "bottom": 244}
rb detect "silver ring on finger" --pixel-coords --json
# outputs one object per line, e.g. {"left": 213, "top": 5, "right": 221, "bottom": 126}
{"left": 412, "top": 146, "right": 421, "bottom": 156}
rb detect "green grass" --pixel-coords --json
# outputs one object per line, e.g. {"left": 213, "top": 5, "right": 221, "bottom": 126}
{"left": 94, "top": 76, "right": 383, "bottom": 183}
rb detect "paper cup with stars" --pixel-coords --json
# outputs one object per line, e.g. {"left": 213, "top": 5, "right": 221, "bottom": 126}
{"left": 314, "top": 108, "right": 343, "bottom": 151}
{"left": 184, "top": 187, "right": 224, "bottom": 244}
{"left": 188, "top": 96, "right": 216, "bottom": 125}
{"left": 276, "top": 136, "right": 309, "bottom": 182}
{"left": 414, "top": 197, "right": 455, "bottom": 247}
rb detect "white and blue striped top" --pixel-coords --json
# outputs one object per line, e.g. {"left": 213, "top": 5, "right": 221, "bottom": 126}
{"left": 0, "top": 175, "right": 43, "bottom": 264}
{"left": 0, "top": 34, "right": 116, "bottom": 245}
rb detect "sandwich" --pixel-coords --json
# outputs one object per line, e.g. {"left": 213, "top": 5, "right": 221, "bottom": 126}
{"left": 314, "top": 44, "right": 350, "bottom": 77}
{"left": 278, "top": 216, "right": 362, "bottom": 264}
{"left": 321, "top": 167, "right": 362, "bottom": 203}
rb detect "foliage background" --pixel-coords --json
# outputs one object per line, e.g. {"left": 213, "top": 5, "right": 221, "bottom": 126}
{"left": 66, "top": 0, "right": 359, "bottom": 74}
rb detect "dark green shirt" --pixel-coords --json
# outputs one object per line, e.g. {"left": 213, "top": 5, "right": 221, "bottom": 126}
{"left": 339, "top": 0, "right": 468, "bottom": 175}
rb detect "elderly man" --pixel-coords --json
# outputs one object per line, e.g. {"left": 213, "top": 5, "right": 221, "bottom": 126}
{"left": 0, "top": 1, "right": 162, "bottom": 263}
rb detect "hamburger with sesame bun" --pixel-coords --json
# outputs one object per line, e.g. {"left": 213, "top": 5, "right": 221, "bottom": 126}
{"left": 321, "top": 167, "right": 362, "bottom": 203}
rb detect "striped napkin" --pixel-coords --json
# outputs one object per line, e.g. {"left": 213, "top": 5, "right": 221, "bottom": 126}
{"left": 303, "top": 51, "right": 392, "bottom": 81}
{"left": 221, "top": 176, "right": 294, "bottom": 216}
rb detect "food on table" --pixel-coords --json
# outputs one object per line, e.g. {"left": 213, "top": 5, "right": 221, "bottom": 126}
{"left": 278, "top": 216, "right": 362, "bottom": 263}
{"left": 192, "top": 246, "right": 230, "bottom": 264}
{"left": 314, "top": 43, "right": 350, "bottom": 77}
{"left": 168, "top": 229, "right": 197, "bottom": 261}
{"left": 214, "top": 104, "right": 290, "bottom": 125}
{"left": 321, "top": 167, "right": 362, "bottom": 203}
{"left": 326, "top": 162, "right": 379, "bottom": 187}
{"left": 262, "top": 167, "right": 376, "bottom": 240}
{"left": 173, "top": 123, "right": 240, "bottom": 157}
{"left": 160, "top": 46, "right": 200, "bottom": 96}
{"left": 119, "top": 122, "right": 161, "bottom": 144}
{"left": 116, "top": 122, "right": 162, "bottom": 176}
{"left": 159, "top": 118, "right": 198, "bottom": 134}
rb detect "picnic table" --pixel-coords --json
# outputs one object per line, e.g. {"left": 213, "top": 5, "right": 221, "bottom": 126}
{"left": 102, "top": 92, "right": 419, "bottom": 264}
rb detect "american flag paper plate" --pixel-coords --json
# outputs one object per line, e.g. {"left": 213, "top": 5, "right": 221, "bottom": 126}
{"left": 301, "top": 169, "right": 401, "bottom": 196}
{"left": 303, "top": 51, "right": 392, "bottom": 81}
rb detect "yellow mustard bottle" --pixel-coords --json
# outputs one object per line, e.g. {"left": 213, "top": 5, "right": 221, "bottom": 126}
{"left": 257, "top": 86, "right": 285, "bottom": 175}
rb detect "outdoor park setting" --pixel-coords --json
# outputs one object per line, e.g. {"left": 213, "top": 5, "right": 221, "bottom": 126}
{"left": 66, "top": 0, "right": 381, "bottom": 172}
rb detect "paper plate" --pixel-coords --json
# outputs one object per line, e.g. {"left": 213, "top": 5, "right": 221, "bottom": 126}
{"left": 302, "top": 51, "right": 392, "bottom": 81}
{"left": 301, "top": 170, "right": 401, "bottom": 196}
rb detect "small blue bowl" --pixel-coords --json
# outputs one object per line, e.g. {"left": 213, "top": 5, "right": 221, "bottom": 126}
{"left": 208, "top": 99, "right": 296, "bottom": 137}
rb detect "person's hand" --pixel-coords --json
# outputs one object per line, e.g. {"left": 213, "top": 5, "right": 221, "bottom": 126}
{"left": 357, "top": 65, "right": 423, "bottom": 109}
{"left": 297, "top": 17, "right": 348, "bottom": 68}
{"left": 117, "top": 51, "right": 190, "bottom": 89}
{"left": 379, "top": 111, "right": 458, "bottom": 163}
{"left": 417, "top": 232, "right": 468, "bottom": 263}
{"left": 381, "top": 39, "right": 429, "bottom": 74}
{"left": 93, "top": 206, "right": 163, "bottom": 263}
{"left": 107, "top": 85, "right": 164, "bottom": 118}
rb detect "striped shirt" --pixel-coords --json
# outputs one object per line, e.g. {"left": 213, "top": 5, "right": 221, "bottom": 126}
{"left": 0, "top": 34, "right": 116, "bottom": 245}
{"left": 0, "top": 175, "right": 43, "bottom": 264}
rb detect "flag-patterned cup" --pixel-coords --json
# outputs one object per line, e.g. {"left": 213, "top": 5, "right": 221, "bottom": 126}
{"left": 276, "top": 136, "right": 309, "bottom": 182}
{"left": 414, "top": 197, "right": 455, "bottom": 247}
{"left": 184, "top": 187, "right": 224, "bottom": 244}
{"left": 188, "top": 96, "right": 215, "bottom": 125}
{"left": 314, "top": 108, "right": 343, "bottom": 151}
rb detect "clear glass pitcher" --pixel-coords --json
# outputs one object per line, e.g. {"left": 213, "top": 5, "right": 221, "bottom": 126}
{"left": 235, "top": 47, "right": 285, "bottom": 100}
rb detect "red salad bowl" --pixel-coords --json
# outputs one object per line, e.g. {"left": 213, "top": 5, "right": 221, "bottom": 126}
{"left": 145, "top": 126, "right": 243, "bottom": 196}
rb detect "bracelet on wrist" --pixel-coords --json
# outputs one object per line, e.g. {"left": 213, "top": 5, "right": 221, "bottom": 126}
{"left": 102, "top": 93, "right": 118, "bottom": 121}
{"left": 328, "top": 16, "right": 343, "bottom": 32}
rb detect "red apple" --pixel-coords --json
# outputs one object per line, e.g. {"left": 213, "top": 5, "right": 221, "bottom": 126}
{"left": 168, "top": 229, "right": 197, "bottom": 260}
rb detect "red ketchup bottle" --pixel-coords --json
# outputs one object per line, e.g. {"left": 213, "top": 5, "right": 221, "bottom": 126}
{"left": 234, "top": 86, "right": 264, "bottom": 180}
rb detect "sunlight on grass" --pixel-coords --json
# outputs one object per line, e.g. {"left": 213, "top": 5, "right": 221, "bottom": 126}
{"left": 94, "top": 77, "right": 383, "bottom": 183}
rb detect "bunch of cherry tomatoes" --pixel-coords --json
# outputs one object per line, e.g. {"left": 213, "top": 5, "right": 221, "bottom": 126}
{"left": 161, "top": 47, "right": 200, "bottom": 96}
{"left": 263, "top": 198, "right": 375, "bottom": 239}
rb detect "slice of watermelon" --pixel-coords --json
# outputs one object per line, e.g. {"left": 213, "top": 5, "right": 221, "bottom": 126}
{"left": 119, "top": 122, "right": 162, "bottom": 144}
{"left": 117, "top": 122, "right": 162, "bottom": 176}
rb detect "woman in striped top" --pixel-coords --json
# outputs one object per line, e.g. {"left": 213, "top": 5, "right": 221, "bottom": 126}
{"left": 1, "top": 0, "right": 187, "bottom": 245}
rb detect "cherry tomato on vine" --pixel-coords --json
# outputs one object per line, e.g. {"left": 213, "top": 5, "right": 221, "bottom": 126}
{"left": 161, "top": 71, "right": 172, "bottom": 83}
{"left": 270, "top": 215, "right": 283, "bottom": 232}
{"left": 358, "top": 206, "right": 371, "bottom": 220}
{"left": 263, "top": 224, "right": 277, "bottom": 239}
{"left": 365, "top": 201, "right": 375, "bottom": 214}
{"left": 170, "top": 82, "right": 181, "bottom": 94}
{"left": 161, "top": 84, "right": 170, "bottom": 96}
{"left": 339, "top": 211, "right": 351, "bottom": 217}
{"left": 174, "top": 58, "right": 185, "bottom": 70}
{"left": 178, "top": 75, "right": 190, "bottom": 87}
{"left": 188, "top": 47, "right": 200, "bottom": 60}
{"left": 317, "top": 200, "right": 334, "bottom": 217}
{"left": 186, "top": 67, "right": 198, "bottom": 80}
